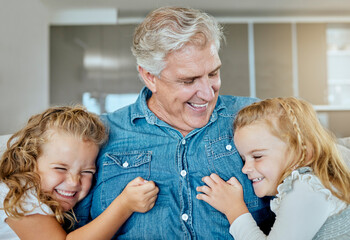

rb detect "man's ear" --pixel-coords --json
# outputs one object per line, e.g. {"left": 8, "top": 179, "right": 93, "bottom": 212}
{"left": 138, "top": 66, "right": 157, "bottom": 93}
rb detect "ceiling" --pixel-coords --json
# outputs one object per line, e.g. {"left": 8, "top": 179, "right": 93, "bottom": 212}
{"left": 40, "top": 0, "right": 350, "bottom": 20}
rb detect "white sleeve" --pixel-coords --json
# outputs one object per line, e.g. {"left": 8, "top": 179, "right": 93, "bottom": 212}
{"left": 0, "top": 183, "right": 53, "bottom": 223}
{"left": 21, "top": 188, "right": 53, "bottom": 216}
{"left": 230, "top": 213, "right": 267, "bottom": 240}
{"left": 229, "top": 180, "right": 332, "bottom": 240}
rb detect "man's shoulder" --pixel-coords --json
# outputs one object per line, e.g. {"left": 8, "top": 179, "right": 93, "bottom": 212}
{"left": 217, "top": 95, "right": 259, "bottom": 114}
{"left": 219, "top": 95, "right": 258, "bottom": 105}
{"left": 100, "top": 102, "right": 138, "bottom": 125}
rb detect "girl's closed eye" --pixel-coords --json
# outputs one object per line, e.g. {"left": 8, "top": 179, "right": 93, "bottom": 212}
{"left": 54, "top": 166, "right": 67, "bottom": 171}
{"left": 81, "top": 170, "right": 95, "bottom": 175}
{"left": 253, "top": 155, "right": 262, "bottom": 160}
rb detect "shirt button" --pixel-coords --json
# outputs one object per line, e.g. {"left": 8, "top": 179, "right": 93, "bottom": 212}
{"left": 122, "top": 162, "right": 129, "bottom": 168}
{"left": 181, "top": 213, "right": 189, "bottom": 221}
{"left": 226, "top": 144, "right": 232, "bottom": 151}
{"left": 180, "top": 170, "right": 187, "bottom": 177}
{"left": 149, "top": 115, "right": 156, "bottom": 123}
{"left": 181, "top": 139, "right": 186, "bottom": 145}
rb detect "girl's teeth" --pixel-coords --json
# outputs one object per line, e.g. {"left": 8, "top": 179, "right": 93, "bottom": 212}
{"left": 56, "top": 189, "right": 75, "bottom": 197}
{"left": 253, "top": 177, "right": 263, "bottom": 182}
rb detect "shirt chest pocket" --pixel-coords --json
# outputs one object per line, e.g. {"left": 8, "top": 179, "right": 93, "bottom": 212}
{"left": 205, "top": 136, "right": 243, "bottom": 180}
{"left": 207, "top": 136, "right": 237, "bottom": 159}
{"left": 103, "top": 150, "right": 152, "bottom": 179}
{"left": 100, "top": 150, "right": 152, "bottom": 209}
{"left": 206, "top": 137, "right": 259, "bottom": 209}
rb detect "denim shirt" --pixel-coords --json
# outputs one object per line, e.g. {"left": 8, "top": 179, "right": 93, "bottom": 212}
{"left": 74, "top": 87, "right": 274, "bottom": 239}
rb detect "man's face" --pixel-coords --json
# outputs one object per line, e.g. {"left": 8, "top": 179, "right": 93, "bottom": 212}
{"left": 147, "top": 42, "right": 221, "bottom": 136}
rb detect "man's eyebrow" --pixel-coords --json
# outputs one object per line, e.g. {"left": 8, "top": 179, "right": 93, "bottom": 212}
{"left": 210, "top": 65, "right": 221, "bottom": 74}
{"left": 178, "top": 76, "right": 198, "bottom": 81}
{"left": 177, "top": 64, "right": 222, "bottom": 81}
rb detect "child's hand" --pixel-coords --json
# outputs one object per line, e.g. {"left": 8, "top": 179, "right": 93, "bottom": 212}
{"left": 196, "top": 173, "right": 249, "bottom": 224}
{"left": 120, "top": 177, "right": 159, "bottom": 214}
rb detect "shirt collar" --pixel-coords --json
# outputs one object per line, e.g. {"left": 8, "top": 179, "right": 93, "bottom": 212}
{"left": 130, "top": 87, "right": 157, "bottom": 125}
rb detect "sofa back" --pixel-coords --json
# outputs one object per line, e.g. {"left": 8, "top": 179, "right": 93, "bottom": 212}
{"left": 0, "top": 134, "right": 11, "bottom": 156}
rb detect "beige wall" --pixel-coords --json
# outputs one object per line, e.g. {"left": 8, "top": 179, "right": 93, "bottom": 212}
{"left": 254, "top": 23, "right": 294, "bottom": 99}
{"left": 0, "top": 0, "right": 49, "bottom": 135}
{"left": 297, "top": 23, "right": 328, "bottom": 104}
{"left": 220, "top": 24, "right": 250, "bottom": 96}
{"left": 0, "top": 6, "right": 348, "bottom": 138}
{"left": 50, "top": 25, "right": 143, "bottom": 106}
{"left": 49, "top": 22, "right": 350, "bottom": 138}
{"left": 50, "top": 24, "right": 250, "bottom": 103}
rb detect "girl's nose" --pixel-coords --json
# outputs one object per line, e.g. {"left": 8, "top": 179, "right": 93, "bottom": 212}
{"left": 68, "top": 173, "right": 80, "bottom": 186}
{"left": 242, "top": 161, "right": 253, "bottom": 174}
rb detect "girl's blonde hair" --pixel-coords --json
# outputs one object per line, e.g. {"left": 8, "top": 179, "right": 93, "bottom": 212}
{"left": 0, "top": 105, "right": 107, "bottom": 225}
{"left": 234, "top": 97, "right": 350, "bottom": 203}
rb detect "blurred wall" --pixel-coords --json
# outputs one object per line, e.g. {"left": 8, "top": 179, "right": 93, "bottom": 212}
{"left": 1, "top": 9, "right": 349, "bottom": 137}
{"left": 50, "top": 23, "right": 350, "bottom": 137}
{"left": 0, "top": 0, "right": 49, "bottom": 135}
{"left": 50, "top": 25, "right": 143, "bottom": 106}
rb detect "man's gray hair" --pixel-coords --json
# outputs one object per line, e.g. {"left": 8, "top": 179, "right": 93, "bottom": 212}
{"left": 132, "top": 6, "right": 224, "bottom": 77}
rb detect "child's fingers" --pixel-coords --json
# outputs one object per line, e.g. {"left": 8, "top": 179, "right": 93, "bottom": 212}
{"left": 136, "top": 182, "right": 159, "bottom": 198}
{"left": 142, "top": 181, "right": 159, "bottom": 192}
{"left": 196, "top": 193, "right": 210, "bottom": 203}
{"left": 148, "top": 195, "right": 158, "bottom": 204}
{"left": 201, "top": 175, "right": 215, "bottom": 187}
{"left": 133, "top": 180, "right": 155, "bottom": 190}
{"left": 209, "top": 173, "right": 225, "bottom": 184}
{"left": 227, "top": 176, "right": 240, "bottom": 186}
{"left": 139, "top": 195, "right": 158, "bottom": 212}
{"left": 146, "top": 200, "right": 156, "bottom": 211}
{"left": 147, "top": 186, "right": 159, "bottom": 197}
{"left": 127, "top": 176, "right": 146, "bottom": 186}
{"left": 196, "top": 185, "right": 211, "bottom": 194}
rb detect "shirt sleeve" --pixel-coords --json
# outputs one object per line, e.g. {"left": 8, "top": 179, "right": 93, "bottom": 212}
{"left": 229, "top": 179, "right": 332, "bottom": 240}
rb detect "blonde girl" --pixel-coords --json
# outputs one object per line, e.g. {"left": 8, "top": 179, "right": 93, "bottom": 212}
{"left": 0, "top": 106, "right": 158, "bottom": 240}
{"left": 197, "top": 97, "right": 350, "bottom": 239}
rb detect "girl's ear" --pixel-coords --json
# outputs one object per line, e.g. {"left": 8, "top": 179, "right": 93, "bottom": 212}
{"left": 138, "top": 66, "right": 158, "bottom": 93}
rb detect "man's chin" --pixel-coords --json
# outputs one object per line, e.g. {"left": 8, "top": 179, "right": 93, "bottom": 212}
{"left": 188, "top": 118, "right": 211, "bottom": 129}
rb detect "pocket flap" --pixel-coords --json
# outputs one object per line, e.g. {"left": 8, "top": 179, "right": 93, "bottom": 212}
{"left": 208, "top": 136, "right": 237, "bottom": 159}
{"left": 105, "top": 151, "right": 152, "bottom": 168}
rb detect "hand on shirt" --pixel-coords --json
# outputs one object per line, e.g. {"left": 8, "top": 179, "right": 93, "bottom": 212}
{"left": 119, "top": 177, "right": 159, "bottom": 214}
{"left": 196, "top": 173, "right": 249, "bottom": 224}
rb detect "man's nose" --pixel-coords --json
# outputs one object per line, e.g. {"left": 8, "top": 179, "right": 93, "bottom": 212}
{"left": 197, "top": 77, "right": 215, "bottom": 101}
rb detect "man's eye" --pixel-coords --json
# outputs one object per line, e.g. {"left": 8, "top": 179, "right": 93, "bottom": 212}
{"left": 183, "top": 80, "right": 195, "bottom": 85}
{"left": 82, "top": 170, "right": 95, "bottom": 175}
{"left": 209, "top": 71, "right": 218, "bottom": 77}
